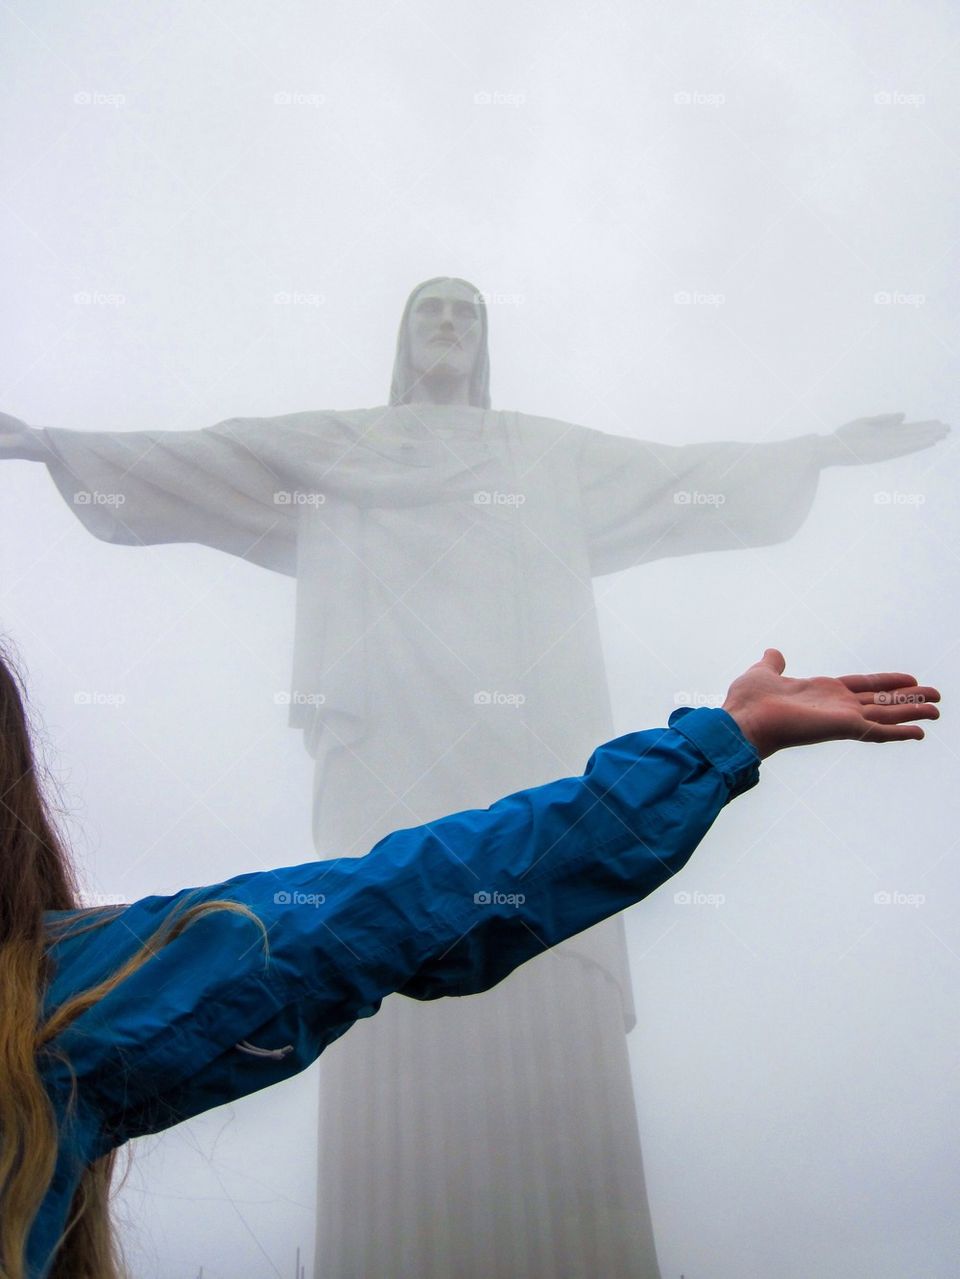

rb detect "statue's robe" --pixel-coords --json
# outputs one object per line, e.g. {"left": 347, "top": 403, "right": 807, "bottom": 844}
{"left": 41, "top": 404, "right": 825, "bottom": 1277}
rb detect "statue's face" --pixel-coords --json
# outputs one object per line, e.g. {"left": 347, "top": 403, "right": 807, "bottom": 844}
{"left": 406, "top": 280, "right": 482, "bottom": 385}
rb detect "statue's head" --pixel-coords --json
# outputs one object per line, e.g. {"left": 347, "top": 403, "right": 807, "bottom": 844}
{"left": 389, "top": 277, "right": 491, "bottom": 408}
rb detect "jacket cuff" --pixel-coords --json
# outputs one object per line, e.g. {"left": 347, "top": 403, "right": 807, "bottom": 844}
{"left": 667, "top": 706, "right": 761, "bottom": 802}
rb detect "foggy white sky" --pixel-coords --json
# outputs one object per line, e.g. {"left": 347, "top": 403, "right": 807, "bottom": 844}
{"left": 2, "top": 1, "right": 958, "bottom": 1276}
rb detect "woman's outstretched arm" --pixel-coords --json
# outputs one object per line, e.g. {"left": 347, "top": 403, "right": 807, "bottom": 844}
{"left": 40, "top": 650, "right": 939, "bottom": 1148}
{"left": 396, "top": 648, "right": 941, "bottom": 999}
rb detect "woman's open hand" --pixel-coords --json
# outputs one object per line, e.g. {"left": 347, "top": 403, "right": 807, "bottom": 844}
{"left": 722, "top": 649, "right": 941, "bottom": 759}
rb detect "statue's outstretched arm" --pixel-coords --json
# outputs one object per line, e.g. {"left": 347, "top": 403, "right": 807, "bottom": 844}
{"left": 0, "top": 410, "right": 298, "bottom": 576}
{"left": 576, "top": 413, "right": 949, "bottom": 577}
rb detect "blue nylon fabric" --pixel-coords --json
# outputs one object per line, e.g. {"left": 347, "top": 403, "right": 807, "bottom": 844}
{"left": 27, "top": 707, "right": 759, "bottom": 1276}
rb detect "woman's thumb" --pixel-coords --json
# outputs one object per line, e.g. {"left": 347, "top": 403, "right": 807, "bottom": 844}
{"left": 757, "top": 647, "right": 786, "bottom": 674}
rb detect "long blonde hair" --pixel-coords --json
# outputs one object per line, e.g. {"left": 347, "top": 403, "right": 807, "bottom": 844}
{"left": 0, "top": 641, "right": 267, "bottom": 1278}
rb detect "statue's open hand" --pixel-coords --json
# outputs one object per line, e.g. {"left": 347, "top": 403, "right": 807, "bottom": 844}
{"left": 722, "top": 649, "right": 941, "bottom": 759}
{"left": 828, "top": 413, "right": 949, "bottom": 465}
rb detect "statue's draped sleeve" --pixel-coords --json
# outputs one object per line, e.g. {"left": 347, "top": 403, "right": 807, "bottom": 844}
{"left": 38, "top": 417, "right": 301, "bottom": 576}
{"left": 575, "top": 425, "right": 827, "bottom": 576}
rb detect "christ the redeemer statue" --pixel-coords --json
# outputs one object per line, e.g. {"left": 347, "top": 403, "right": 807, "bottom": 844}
{"left": 0, "top": 279, "right": 946, "bottom": 1278}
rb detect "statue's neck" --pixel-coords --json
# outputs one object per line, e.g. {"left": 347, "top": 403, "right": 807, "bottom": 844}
{"left": 407, "top": 373, "right": 473, "bottom": 406}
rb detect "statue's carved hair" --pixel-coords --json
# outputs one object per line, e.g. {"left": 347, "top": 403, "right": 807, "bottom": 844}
{"left": 389, "top": 276, "right": 491, "bottom": 409}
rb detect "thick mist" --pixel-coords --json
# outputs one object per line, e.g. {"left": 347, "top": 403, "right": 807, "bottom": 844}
{"left": 1, "top": 3, "right": 957, "bottom": 1277}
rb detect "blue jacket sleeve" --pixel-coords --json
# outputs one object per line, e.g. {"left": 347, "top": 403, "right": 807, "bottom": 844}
{"left": 40, "top": 706, "right": 759, "bottom": 1147}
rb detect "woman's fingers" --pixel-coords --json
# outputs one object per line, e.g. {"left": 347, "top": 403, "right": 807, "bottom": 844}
{"left": 861, "top": 702, "right": 940, "bottom": 725}
{"left": 854, "top": 684, "right": 941, "bottom": 705}
{"left": 838, "top": 672, "right": 919, "bottom": 693}
{"left": 858, "top": 722, "right": 927, "bottom": 743}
